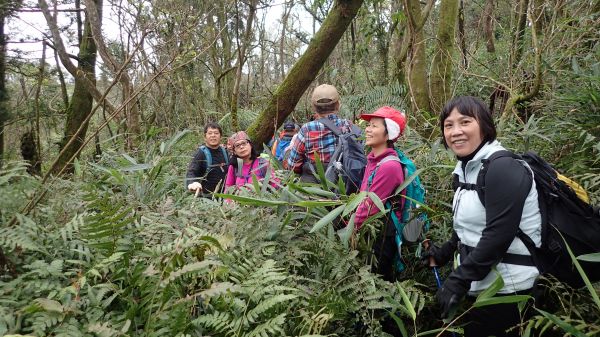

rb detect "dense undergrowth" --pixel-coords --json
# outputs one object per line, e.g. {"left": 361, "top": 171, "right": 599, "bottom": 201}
{"left": 1, "top": 81, "right": 600, "bottom": 336}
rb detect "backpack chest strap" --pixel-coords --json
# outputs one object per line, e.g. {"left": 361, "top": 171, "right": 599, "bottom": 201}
{"left": 456, "top": 181, "right": 479, "bottom": 191}
{"left": 459, "top": 243, "right": 535, "bottom": 266}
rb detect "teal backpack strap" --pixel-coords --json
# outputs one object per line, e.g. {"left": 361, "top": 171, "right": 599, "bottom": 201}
{"left": 200, "top": 145, "right": 212, "bottom": 174}
{"left": 367, "top": 155, "right": 401, "bottom": 190}
{"left": 220, "top": 145, "right": 229, "bottom": 163}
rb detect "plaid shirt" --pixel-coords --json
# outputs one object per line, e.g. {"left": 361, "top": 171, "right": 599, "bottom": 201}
{"left": 287, "top": 114, "right": 354, "bottom": 173}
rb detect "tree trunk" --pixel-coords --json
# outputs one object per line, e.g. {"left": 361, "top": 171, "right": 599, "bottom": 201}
{"left": 53, "top": 0, "right": 100, "bottom": 174}
{"left": 511, "top": 0, "right": 529, "bottom": 67}
{"left": 246, "top": 0, "right": 365, "bottom": 147}
{"left": 33, "top": 40, "right": 47, "bottom": 174}
{"left": 350, "top": 20, "right": 357, "bottom": 91}
{"left": 374, "top": 1, "right": 389, "bottom": 84}
{"left": 392, "top": 23, "right": 409, "bottom": 86}
{"left": 218, "top": 6, "right": 233, "bottom": 113}
{"left": 502, "top": 0, "right": 543, "bottom": 118}
{"left": 279, "top": 0, "right": 292, "bottom": 81}
{"left": 458, "top": 0, "right": 468, "bottom": 67}
{"left": 404, "top": 0, "right": 431, "bottom": 112}
{"left": 429, "top": 0, "right": 459, "bottom": 113}
{"left": 53, "top": 45, "right": 69, "bottom": 108}
{"left": 83, "top": 0, "right": 139, "bottom": 151}
{"left": 484, "top": 0, "right": 495, "bottom": 53}
{"left": 532, "top": 0, "right": 545, "bottom": 35}
{"left": 0, "top": 14, "right": 6, "bottom": 168}
{"left": 231, "top": 0, "right": 257, "bottom": 132}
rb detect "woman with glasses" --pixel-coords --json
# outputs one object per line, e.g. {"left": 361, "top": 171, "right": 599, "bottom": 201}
{"left": 224, "top": 131, "right": 277, "bottom": 192}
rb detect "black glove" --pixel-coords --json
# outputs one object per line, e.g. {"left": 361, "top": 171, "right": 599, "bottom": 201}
{"left": 421, "top": 241, "right": 455, "bottom": 267}
{"left": 436, "top": 273, "right": 469, "bottom": 319}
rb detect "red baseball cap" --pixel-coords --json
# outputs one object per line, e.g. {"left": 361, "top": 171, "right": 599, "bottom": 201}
{"left": 360, "top": 106, "right": 407, "bottom": 141}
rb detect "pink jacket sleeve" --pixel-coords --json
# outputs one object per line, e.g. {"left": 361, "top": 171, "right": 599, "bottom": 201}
{"left": 354, "top": 161, "right": 404, "bottom": 230}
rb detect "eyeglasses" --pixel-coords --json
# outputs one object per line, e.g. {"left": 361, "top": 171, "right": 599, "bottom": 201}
{"left": 234, "top": 140, "right": 250, "bottom": 149}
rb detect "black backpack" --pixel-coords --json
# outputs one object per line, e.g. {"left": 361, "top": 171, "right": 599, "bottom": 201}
{"left": 453, "top": 150, "right": 600, "bottom": 288}
{"left": 314, "top": 118, "right": 366, "bottom": 195}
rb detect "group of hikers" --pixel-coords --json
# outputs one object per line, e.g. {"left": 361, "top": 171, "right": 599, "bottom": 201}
{"left": 183, "top": 84, "right": 571, "bottom": 337}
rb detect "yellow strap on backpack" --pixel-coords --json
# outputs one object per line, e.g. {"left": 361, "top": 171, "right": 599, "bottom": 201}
{"left": 556, "top": 173, "right": 590, "bottom": 204}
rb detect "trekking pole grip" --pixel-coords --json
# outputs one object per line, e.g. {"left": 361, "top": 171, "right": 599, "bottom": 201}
{"left": 422, "top": 239, "right": 438, "bottom": 267}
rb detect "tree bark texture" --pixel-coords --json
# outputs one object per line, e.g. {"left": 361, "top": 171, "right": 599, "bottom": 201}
{"left": 502, "top": 2, "right": 543, "bottom": 118}
{"left": 404, "top": 0, "right": 431, "bottom": 112}
{"left": 230, "top": 0, "right": 257, "bottom": 132}
{"left": 484, "top": 0, "right": 495, "bottom": 53}
{"left": 33, "top": 40, "right": 47, "bottom": 173}
{"left": 38, "top": 0, "right": 116, "bottom": 113}
{"left": 279, "top": 0, "right": 293, "bottom": 81}
{"left": 53, "top": 0, "right": 100, "bottom": 174}
{"left": 246, "top": 0, "right": 365, "bottom": 148}
{"left": 458, "top": 0, "right": 468, "bottom": 67}
{"left": 53, "top": 46, "right": 69, "bottom": 108}
{"left": 374, "top": 1, "right": 389, "bottom": 84}
{"left": 0, "top": 14, "right": 6, "bottom": 168}
{"left": 512, "top": 0, "right": 529, "bottom": 67}
{"left": 83, "top": 0, "right": 140, "bottom": 150}
{"left": 429, "top": 0, "right": 459, "bottom": 113}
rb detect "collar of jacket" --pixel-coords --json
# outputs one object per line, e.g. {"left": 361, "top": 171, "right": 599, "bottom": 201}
{"left": 367, "top": 147, "right": 398, "bottom": 164}
{"left": 451, "top": 140, "right": 506, "bottom": 178}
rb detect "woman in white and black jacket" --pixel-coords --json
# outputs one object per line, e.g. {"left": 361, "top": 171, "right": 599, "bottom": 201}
{"left": 422, "top": 96, "right": 542, "bottom": 337}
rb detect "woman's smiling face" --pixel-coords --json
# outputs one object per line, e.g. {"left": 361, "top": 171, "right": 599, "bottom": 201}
{"left": 443, "top": 109, "right": 483, "bottom": 157}
{"left": 365, "top": 117, "right": 388, "bottom": 147}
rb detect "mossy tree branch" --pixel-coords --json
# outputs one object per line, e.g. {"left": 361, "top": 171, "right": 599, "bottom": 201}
{"left": 246, "top": 0, "right": 365, "bottom": 148}
{"left": 502, "top": 1, "right": 543, "bottom": 118}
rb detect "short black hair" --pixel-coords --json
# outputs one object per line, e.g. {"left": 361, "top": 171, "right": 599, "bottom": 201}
{"left": 204, "top": 122, "right": 222, "bottom": 135}
{"left": 439, "top": 96, "right": 497, "bottom": 148}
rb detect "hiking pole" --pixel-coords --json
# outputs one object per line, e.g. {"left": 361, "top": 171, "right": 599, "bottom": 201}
{"left": 423, "top": 239, "right": 457, "bottom": 337}
{"left": 422, "top": 239, "right": 442, "bottom": 287}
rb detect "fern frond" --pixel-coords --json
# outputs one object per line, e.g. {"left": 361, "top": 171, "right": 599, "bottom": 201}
{"left": 192, "top": 312, "right": 234, "bottom": 334}
{"left": 81, "top": 194, "right": 135, "bottom": 255}
{"left": 245, "top": 313, "right": 286, "bottom": 337}
{"left": 0, "top": 214, "right": 46, "bottom": 254}
{"left": 160, "top": 260, "right": 222, "bottom": 287}
{"left": 245, "top": 294, "right": 298, "bottom": 324}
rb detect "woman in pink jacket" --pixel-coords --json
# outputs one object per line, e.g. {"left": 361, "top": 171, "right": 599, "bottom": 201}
{"left": 225, "top": 131, "right": 277, "bottom": 192}
{"left": 353, "top": 106, "right": 407, "bottom": 282}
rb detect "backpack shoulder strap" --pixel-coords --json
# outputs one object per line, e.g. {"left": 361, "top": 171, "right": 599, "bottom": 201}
{"left": 220, "top": 145, "right": 229, "bottom": 162}
{"left": 317, "top": 118, "right": 342, "bottom": 136}
{"left": 236, "top": 158, "right": 245, "bottom": 178}
{"left": 200, "top": 145, "right": 212, "bottom": 170}
{"left": 452, "top": 173, "right": 460, "bottom": 192}
{"left": 367, "top": 155, "right": 401, "bottom": 190}
{"left": 456, "top": 150, "right": 517, "bottom": 206}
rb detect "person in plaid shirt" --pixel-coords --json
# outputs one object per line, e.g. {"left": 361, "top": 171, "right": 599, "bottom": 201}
{"left": 286, "top": 84, "right": 358, "bottom": 182}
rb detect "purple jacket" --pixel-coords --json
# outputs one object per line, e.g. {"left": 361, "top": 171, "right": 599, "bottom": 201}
{"left": 354, "top": 148, "right": 405, "bottom": 230}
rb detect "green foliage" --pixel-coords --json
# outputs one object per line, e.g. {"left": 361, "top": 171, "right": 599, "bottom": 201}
{"left": 341, "top": 83, "right": 407, "bottom": 120}
{"left": 0, "top": 133, "right": 433, "bottom": 336}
